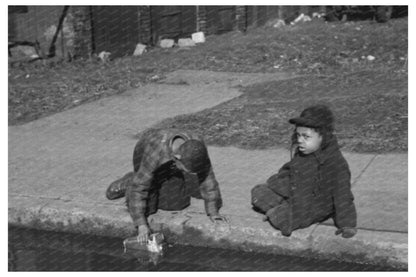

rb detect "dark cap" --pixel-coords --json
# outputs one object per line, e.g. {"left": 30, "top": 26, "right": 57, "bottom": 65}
{"left": 177, "top": 139, "right": 210, "bottom": 173}
{"left": 289, "top": 104, "right": 335, "bottom": 131}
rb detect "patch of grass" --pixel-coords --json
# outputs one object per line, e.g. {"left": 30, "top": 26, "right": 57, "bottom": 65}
{"left": 154, "top": 71, "right": 407, "bottom": 153}
{"left": 8, "top": 58, "right": 159, "bottom": 124}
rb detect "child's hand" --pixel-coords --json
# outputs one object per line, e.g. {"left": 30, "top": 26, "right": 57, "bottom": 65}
{"left": 335, "top": 227, "right": 357, "bottom": 238}
{"left": 137, "top": 224, "right": 150, "bottom": 243}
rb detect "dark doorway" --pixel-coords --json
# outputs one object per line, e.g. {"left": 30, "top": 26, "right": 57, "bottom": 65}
{"left": 150, "top": 6, "right": 197, "bottom": 45}
{"left": 90, "top": 6, "right": 139, "bottom": 58}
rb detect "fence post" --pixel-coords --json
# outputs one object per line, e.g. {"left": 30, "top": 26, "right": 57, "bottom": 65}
{"left": 235, "top": 6, "right": 247, "bottom": 32}
{"left": 137, "top": 6, "right": 152, "bottom": 45}
{"left": 197, "top": 6, "right": 207, "bottom": 34}
{"left": 71, "top": 6, "right": 94, "bottom": 59}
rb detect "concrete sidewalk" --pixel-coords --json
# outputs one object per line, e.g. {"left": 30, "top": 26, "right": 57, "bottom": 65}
{"left": 8, "top": 70, "right": 408, "bottom": 269}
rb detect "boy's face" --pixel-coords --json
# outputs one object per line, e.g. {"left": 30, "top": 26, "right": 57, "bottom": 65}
{"left": 295, "top": 126, "right": 323, "bottom": 155}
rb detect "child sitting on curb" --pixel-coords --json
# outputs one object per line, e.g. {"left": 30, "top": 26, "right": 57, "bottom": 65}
{"left": 251, "top": 104, "right": 357, "bottom": 238}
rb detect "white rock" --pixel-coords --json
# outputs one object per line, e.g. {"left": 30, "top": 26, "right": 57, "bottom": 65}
{"left": 9, "top": 45, "right": 38, "bottom": 59}
{"left": 178, "top": 38, "right": 196, "bottom": 47}
{"left": 273, "top": 19, "right": 286, "bottom": 28}
{"left": 192, "top": 32, "right": 205, "bottom": 43}
{"left": 98, "top": 51, "right": 111, "bottom": 62}
{"left": 367, "top": 55, "right": 376, "bottom": 61}
{"left": 133, "top": 43, "right": 147, "bottom": 56}
{"left": 291, "top": 13, "right": 312, "bottom": 24}
{"left": 150, "top": 75, "right": 160, "bottom": 81}
{"left": 312, "top": 12, "right": 324, "bottom": 18}
{"left": 160, "top": 39, "right": 175, "bottom": 48}
{"left": 303, "top": 15, "right": 312, "bottom": 21}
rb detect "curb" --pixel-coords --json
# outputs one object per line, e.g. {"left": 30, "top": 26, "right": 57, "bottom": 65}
{"left": 8, "top": 195, "right": 408, "bottom": 270}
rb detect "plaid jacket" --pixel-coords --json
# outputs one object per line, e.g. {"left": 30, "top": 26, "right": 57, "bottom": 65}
{"left": 127, "top": 128, "right": 222, "bottom": 227}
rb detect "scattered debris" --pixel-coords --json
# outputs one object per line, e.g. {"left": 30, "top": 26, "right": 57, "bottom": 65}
{"left": 9, "top": 45, "right": 39, "bottom": 60}
{"left": 133, "top": 43, "right": 147, "bottom": 56}
{"left": 192, "top": 32, "right": 205, "bottom": 43}
{"left": 265, "top": 18, "right": 286, "bottom": 28}
{"left": 160, "top": 39, "right": 175, "bottom": 48}
{"left": 149, "top": 75, "right": 160, "bottom": 81}
{"left": 291, "top": 13, "right": 312, "bottom": 25}
{"left": 178, "top": 38, "right": 196, "bottom": 48}
{"left": 309, "top": 62, "right": 323, "bottom": 70}
{"left": 273, "top": 19, "right": 286, "bottom": 28}
{"left": 312, "top": 12, "right": 325, "bottom": 18}
{"left": 98, "top": 51, "right": 111, "bottom": 62}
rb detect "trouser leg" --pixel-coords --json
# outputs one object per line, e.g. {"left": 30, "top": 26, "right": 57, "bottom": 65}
{"left": 251, "top": 184, "right": 293, "bottom": 236}
{"left": 251, "top": 184, "right": 284, "bottom": 213}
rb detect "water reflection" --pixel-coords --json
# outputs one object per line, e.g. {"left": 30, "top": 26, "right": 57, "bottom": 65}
{"left": 124, "top": 248, "right": 164, "bottom": 266}
{"left": 8, "top": 226, "right": 403, "bottom": 271}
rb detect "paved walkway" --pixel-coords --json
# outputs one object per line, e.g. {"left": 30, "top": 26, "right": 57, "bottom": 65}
{"left": 8, "top": 70, "right": 408, "bottom": 269}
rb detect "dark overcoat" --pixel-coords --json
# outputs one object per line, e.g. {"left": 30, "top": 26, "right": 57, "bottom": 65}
{"left": 266, "top": 136, "right": 357, "bottom": 236}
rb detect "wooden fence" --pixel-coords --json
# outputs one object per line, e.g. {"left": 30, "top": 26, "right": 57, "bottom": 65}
{"left": 9, "top": 5, "right": 381, "bottom": 59}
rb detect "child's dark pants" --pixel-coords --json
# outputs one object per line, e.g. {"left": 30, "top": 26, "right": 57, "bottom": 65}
{"left": 124, "top": 172, "right": 201, "bottom": 216}
{"left": 251, "top": 184, "right": 293, "bottom": 236}
{"left": 251, "top": 184, "right": 284, "bottom": 213}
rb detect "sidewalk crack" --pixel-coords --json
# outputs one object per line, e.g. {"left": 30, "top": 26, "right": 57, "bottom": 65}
{"left": 352, "top": 154, "right": 378, "bottom": 186}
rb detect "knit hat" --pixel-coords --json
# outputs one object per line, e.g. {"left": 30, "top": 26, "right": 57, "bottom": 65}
{"left": 289, "top": 104, "right": 335, "bottom": 132}
{"left": 176, "top": 139, "right": 210, "bottom": 174}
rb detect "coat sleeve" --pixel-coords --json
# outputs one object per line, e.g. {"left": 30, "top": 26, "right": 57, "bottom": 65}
{"left": 332, "top": 157, "right": 357, "bottom": 229}
{"left": 199, "top": 166, "right": 222, "bottom": 216}
{"left": 127, "top": 145, "right": 161, "bottom": 228}
{"left": 266, "top": 162, "right": 291, "bottom": 198}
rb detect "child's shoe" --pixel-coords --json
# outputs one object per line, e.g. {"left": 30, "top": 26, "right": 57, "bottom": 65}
{"left": 106, "top": 172, "right": 134, "bottom": 200}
